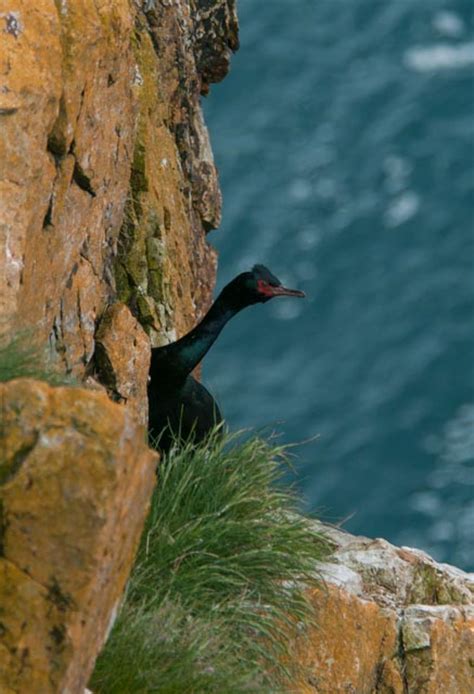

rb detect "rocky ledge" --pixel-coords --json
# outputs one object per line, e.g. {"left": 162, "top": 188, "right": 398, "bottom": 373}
{"left": 293, "top": 523, "right": 474, "bottom": 693}
{"left": 0, "top": 379, "right": 157, "bottom": 693}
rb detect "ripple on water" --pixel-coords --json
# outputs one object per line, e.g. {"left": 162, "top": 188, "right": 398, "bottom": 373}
{"left": 204, "top": 0, "right": 474, "bottom": 569}
{"left": 384, "top": 190, "right": 420, "bottom": 227}
{"left": 408, "top": 404, "right": 474, "bottom": 565}
{"left": 288, "top": 178, "right": 313, "bottom": 201}
{"left": 442, "top": 403, "right": 474, "bottom": 466}
{"left": 383, "top": 154, "right": 413, "bottom": 194}
{"left": 432, "top": 11, "right": 465, "bottom": 38}
{"left": 404, "top": 42, "right": 474, "bottom": 72}
{"left": 296, "top": 225, "right": 321, "bottom": 251}
{"left": 271, "top": 300, "right": 304, "bottom": 322}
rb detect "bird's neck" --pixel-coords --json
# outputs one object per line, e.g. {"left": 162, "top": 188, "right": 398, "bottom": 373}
{"left": 153, "top": 293, "right": 241, "bottom": 380}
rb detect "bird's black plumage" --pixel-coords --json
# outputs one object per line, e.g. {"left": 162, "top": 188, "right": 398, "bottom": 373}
{"left": 148, "top": 265, "right": 305, "bottom": 451}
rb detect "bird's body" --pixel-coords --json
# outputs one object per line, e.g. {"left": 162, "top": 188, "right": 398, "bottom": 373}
{"left": 149, "top": 374, "right": 222, "bottom": 452}
{"left": 148, "top": 265, "right": 304, "bottom": 451}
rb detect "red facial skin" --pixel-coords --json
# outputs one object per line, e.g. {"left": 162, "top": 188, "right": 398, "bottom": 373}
{"left": 257, "top": 279, "right": 278, "bottom": 297}
{"left": 257, "top": 279, "right": 306, "bottom": 298}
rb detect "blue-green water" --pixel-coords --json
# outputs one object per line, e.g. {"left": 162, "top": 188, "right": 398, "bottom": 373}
{"left": 203, "top": 1, "right": 474, "bottom": 570}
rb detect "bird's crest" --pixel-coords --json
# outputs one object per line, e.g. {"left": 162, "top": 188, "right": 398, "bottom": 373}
{"left": 252, "top": 264, "right": 281, "bottom": 286}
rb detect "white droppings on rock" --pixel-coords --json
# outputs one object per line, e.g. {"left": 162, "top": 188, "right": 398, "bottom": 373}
{"left": 317, "top": 562, "right": 364, "bottom": 596}
{"left": 308, "top": 519, "right": 474, "bottom": 609}
{"left": 5, "top": 227, "right": 24, "bottom": 282}
{"left": 132, "top": 64, "right": 143, "bottom": 86}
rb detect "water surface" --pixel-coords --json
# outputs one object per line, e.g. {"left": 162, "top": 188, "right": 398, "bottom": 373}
{"left": 204, "top": 0, "right": 474, "bottom": 569}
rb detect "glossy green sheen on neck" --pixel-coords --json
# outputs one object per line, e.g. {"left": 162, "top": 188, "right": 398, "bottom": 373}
{"left": 170, "top": 299, "right": 240, "bottom": 376}
{"left": 150, "top": 293, "right": 241, "bottom": 384}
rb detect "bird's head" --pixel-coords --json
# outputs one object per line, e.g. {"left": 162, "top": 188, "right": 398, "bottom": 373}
{"left": 222, "top": 264, "right": 306, "bottom": 309}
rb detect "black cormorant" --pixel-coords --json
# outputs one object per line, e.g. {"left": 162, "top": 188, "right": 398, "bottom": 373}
{"left": 148, "top": 265, "right": 305, "bottom": 451}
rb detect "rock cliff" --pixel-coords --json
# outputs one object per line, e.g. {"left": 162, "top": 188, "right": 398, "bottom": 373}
{"left": 0, "top": 379, "right": 157, "bottom": 693}
{"left": 1, "top": 0, "right": 236, "bottom": 690}
{"left": 1, "top": 2, "right": 472, "bottom": 693}
{"left": 294, "top": 523, "right": 474, "bottom": 693}
{"left": 1, "top": 0, "right": 236, "bottom": 388}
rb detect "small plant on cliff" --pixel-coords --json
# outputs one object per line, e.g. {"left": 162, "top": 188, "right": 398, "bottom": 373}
{"left": 0, "top": 331, "right": 71, "bottom": 385}
{"left": 91, "top": 431, "right": 329, "bottom": 693}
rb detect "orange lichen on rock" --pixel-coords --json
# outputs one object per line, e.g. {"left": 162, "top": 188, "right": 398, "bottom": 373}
{"left": 0, "top": 379, "right": 157, "bottom": 693}
{"left": 94, "top": 302, "right": 151, "bottom": 426}
{"left": 0, "top": 0, "right": 234, "bottom": 385}
{"left": 0, "top": 2, "right": 240, "bottom": 690}
{"left": 290, "top": 524, "right": 474, "bottom": 693}
{"left": 402, "top": 605, "right": 474, "bottom": 693}
{"left": 293, "top": 584, "right": 400, "bottom": 693}
{"left": 0, "top": 0, "right": 137, "bottom": 376}
{"left": 113, "top": 6, "right": 222, "bottom": 348}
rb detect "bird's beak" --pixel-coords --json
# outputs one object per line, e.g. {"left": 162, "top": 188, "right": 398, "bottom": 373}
{"left": 270, "top": 285, "right": 306, "bottom": 298}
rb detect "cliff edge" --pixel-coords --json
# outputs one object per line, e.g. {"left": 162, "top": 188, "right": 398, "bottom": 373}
{"left": 294, "top": 522, "right": 474, "bottom": 693}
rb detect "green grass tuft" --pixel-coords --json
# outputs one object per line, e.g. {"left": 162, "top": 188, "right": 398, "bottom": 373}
{"left": 0, "top": 331, "right": 72, "bottom": 385}
{"left": 91, "top": 431, "right": 330, "bottom": 693}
